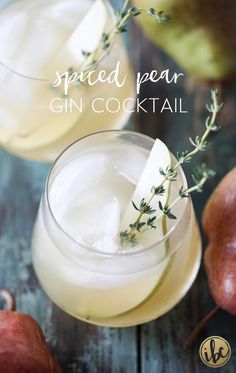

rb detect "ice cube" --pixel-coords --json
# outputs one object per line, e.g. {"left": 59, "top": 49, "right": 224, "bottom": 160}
{"left": 50, "top": 153, "right": 108, "bottom": 213}
{"left": 117, "top": 146, "right": 147, "bottom": 185}
{"left": 92, "top": 197, "right": 121, "bottom": 253}
{"left": 58, "top": 196, "right": 121, "bottom": 254}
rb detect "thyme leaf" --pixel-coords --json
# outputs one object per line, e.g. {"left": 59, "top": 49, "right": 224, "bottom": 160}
{"left": 120, "top": 89, "right": 223, "bottom": 247}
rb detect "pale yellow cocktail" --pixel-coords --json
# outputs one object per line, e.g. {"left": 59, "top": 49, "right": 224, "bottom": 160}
{"left": 0, "top": 0, "right": 134, "bottom": 161}
{"left": 32, "top": 131, "right": 201, "bottom": 326}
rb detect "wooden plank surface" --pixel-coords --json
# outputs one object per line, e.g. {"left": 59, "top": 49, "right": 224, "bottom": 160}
{"left": 0, "top": 1, "right": 236, "bottom": 372}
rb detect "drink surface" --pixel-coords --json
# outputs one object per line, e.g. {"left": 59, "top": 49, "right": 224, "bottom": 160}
{"left": 0, "top": 0, "right": 134, "bottom": 161}
{"left": 32, "top": 138, "right": 202, "bottom": 326}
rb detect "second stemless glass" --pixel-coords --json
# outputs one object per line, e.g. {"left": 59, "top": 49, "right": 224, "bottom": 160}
{"left": 32, "top": 130, "right": 202, "bottom": 327}
{"left": 0, "top": 0, "right": 135, "bottom": 162}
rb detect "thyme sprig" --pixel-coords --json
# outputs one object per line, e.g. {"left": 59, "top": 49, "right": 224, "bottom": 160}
{"left": 66, "top": 0, "right": 170, "bottom": 92}
{"left": 120, "top": 89, "right": 223, "bottom": 247}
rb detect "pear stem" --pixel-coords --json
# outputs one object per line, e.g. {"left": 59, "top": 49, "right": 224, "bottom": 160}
{"left": 184, "top": 306, "right": 221, "bottom": 349}
{"left": 0, "top": 289, "right": 16, "bottom": 311}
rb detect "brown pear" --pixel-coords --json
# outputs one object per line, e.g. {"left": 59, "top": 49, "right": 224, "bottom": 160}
{"left": 203, "top": 167, "right": 236, "bottom": 315}
{"left": 0, "top": 290, "right": 62, "bottom": 373}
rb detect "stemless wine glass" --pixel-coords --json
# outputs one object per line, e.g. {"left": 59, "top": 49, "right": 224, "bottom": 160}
{"left": 32, "top": 130, "right": 202, "bottom": 327}
{"left": 0, "top": 0, "right": 135, "bottom": 161}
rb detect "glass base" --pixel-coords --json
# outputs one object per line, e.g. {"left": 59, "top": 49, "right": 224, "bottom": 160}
{"left": 58, "top": 222, "right": 202, "bottom": 327}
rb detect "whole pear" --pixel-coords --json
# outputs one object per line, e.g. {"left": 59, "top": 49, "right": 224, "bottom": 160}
{"left": 203, "top": 168, "right": 236, "bottom": 315}
{"left": 0, "top": 310, "right": 62, "bottom": 373}
{"left": 133, "top": 0, "right": 236, "bottom": 80}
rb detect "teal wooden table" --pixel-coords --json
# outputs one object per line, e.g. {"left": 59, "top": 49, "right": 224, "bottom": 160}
{"left": 0, "top": 1, "right": 236, "bottom": 372}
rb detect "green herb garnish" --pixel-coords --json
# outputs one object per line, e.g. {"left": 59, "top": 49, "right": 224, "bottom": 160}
{"left": 66, "top": 0, "right": 171, "bottom": 91}
{"left": 120, "top": 89, "right": 223, "bottom": 247}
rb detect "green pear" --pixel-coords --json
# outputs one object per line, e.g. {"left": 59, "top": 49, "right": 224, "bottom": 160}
{"left": 133, "top": 0, "right": 236, "bottom": 80}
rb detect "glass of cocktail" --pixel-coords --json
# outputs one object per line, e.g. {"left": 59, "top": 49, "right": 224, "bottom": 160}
{"left": 0, "top": 0, "right": 134, "bottom": 161}
{"left": 32, "top": 130, "right": 201, "bottom": 326}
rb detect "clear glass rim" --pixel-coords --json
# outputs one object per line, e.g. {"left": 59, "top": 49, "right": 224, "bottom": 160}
{"left": 45, "top": 129, "right": 190, "bottom": 257}
{"left": 0, "top": 0, "right": 116, "bottom": 82}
